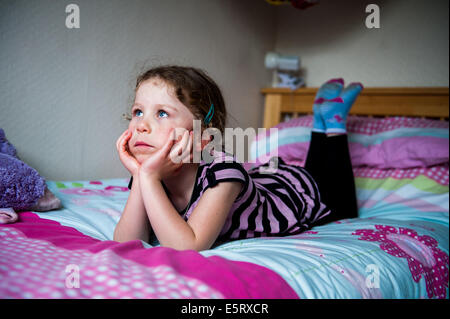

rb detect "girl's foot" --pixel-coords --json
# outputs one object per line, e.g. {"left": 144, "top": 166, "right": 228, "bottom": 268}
{"left": 319, "top": 82, "right": 364, "bottom": 134}
{"left": 312, "top": 78, "right": 344, "bottom": 133}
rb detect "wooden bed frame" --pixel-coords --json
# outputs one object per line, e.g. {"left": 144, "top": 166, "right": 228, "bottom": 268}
{"left": 261, "top": 87, "right": 449, "bottom": 128}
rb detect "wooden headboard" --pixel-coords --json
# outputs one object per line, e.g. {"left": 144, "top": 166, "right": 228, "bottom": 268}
{"left": 261, "top": 87, "right": 449, "bottom": 128}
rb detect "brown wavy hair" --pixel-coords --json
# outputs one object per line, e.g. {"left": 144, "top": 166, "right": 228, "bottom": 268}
{"left": 128, "top": 65, "right": 227, "bottom": 138}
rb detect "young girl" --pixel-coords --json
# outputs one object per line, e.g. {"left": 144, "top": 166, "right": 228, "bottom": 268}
{"left": 114, "top": 65, "right": 363, "bottom": 251}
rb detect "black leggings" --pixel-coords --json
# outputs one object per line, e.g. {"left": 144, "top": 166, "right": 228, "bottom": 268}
{"left": 304, "top": 132, "right": 358, "bottom": 226}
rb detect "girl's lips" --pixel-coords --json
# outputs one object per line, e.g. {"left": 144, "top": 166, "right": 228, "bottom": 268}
{"left": 135, "top": 142, "right": 153, "bottom": 148}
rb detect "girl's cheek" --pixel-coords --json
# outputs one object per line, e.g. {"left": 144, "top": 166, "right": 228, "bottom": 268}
{"left": 173, "top": 127, "right": 190, "bottom": 141}
{"left": 160, "top": 126, "right": 173, "bottom": 141}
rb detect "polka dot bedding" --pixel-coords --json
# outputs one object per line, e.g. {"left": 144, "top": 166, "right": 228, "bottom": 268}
{"left": 0, "top": 211, "right": 297, "bottom": 299}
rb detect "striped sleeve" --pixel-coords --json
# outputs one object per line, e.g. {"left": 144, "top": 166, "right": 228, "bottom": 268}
{"left": 202, "top": 160, "right": 249, "bottom": 201}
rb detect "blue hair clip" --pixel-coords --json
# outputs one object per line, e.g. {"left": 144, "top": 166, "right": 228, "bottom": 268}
{"left": 204, "top": 104, "right": 214, "bottom": 125}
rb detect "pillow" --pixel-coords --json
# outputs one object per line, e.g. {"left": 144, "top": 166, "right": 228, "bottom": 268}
{"left": 250, "top": 116, "right": 449, "bottom": 169}
{"left": 0, "top": 128, "right": 62, "bottom": 213}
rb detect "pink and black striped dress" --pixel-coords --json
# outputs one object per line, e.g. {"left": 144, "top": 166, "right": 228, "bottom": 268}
{"left": 170, "top": 150, "right": 331, "bottom": 242}
{"left": 128, "top": 150, "right": 331, "bottom": 242}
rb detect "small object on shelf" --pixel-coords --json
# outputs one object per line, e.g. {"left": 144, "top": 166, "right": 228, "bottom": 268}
{"left": 277, "top": 72, "right": 305, "bottom": 90}
{"left": 264, "top": 52, "right": 304, "bottom": 90}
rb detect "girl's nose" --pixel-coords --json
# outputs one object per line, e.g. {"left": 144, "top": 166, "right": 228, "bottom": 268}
{"left": 136, "top": 120, "right": 151, "bottom": 133}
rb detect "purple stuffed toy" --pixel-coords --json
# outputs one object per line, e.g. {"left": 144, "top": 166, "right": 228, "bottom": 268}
{"left": 0, "top": 128, "right": 60, "bottom": 224}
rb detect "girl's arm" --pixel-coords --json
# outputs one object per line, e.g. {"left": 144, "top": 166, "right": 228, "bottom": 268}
{"left": 139, "top": 174, "right": 243, "bottom": 251}
{"left": 113, "top": 174, "right": 152, "bottom": 243}
{"left": 114, "top": 129, "right": 153, "bottom": 243}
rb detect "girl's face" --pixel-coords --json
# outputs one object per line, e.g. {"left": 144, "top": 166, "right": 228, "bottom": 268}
{"left": 128, "top": 79, "right": 195, "bottom": 164}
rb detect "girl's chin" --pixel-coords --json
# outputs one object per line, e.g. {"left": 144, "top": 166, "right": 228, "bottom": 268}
{"left": 132, "top": 154, "right": 150, "bottom": 164}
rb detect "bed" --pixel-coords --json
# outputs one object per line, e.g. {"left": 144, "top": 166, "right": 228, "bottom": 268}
{"left": 0, "top": 87, "right": 448, "bottom": 299}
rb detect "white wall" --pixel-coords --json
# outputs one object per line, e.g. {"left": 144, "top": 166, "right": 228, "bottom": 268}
{"left": 275, "top": 0, "right": 449, "bottom": 87}
{"left": 0, "top": 0, "right": 275, "bottom": 180}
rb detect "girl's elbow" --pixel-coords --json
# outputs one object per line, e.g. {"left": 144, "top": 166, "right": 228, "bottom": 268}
{"left": 163, "top": 239, "right": 212, "bottom": 252}
{"left": 190, "top": 239, "right": 215, "bottom": 252}
{"left": 193, "top": 242, "right": 213, "bottom": 252}
{"left": 113, "top": 228, "right": 126, "bottom": 243}
{"left": 113, "top": 225, "right": 138, "bottom": 243}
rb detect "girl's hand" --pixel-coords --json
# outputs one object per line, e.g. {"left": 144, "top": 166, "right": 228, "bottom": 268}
{"left": 140, "top": 129, "right": 193, "bottom": 181}
{"left": 116, "top": 129, "right": 141, "bottom": 176}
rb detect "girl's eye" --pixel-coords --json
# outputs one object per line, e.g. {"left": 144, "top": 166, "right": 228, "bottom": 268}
{"left": 133, "top": 109, "right": 143, "bottom": 117}
{"left": 157, "top": 110, "right": 168, "bottom": 118}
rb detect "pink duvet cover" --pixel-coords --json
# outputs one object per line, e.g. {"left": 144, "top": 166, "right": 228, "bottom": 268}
{"left": 0, "top": 212, "right": 298, "bottom": 299}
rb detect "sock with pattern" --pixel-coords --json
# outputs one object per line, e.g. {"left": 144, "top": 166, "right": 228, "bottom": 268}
{"left": 318, "top": 82, "right": 364, "bottom": 134}
{"left": 312, "top": 78, "right": 344, "bottom": 133}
